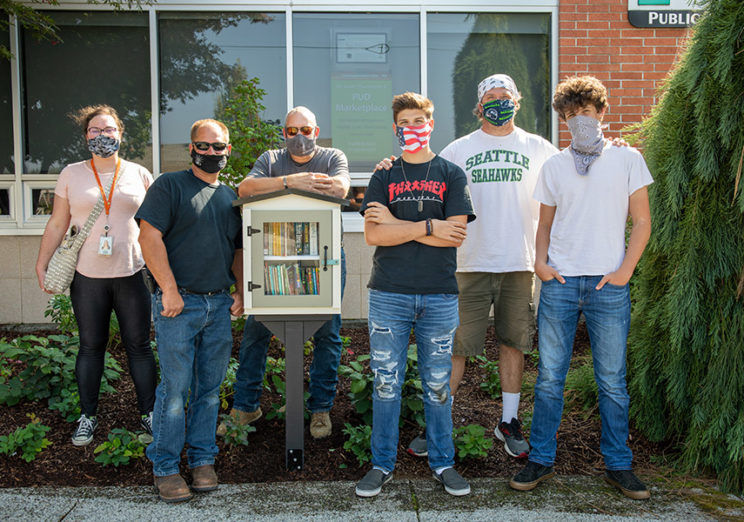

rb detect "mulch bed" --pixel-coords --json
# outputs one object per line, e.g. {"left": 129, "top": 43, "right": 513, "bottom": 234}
{"left": 0, "top": 323, "right": 667, "bottom": 487}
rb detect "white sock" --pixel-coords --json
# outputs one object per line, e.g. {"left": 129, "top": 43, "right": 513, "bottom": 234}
{"left": 434, "top": 466, "right": 451, "bottom": 475}
{"left": 502, "top": 392, "right": 520, "bottom": 424}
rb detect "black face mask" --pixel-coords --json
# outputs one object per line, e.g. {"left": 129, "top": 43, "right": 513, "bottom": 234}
{"left": 191, "top": 149, "right": 228, "bottom": 174}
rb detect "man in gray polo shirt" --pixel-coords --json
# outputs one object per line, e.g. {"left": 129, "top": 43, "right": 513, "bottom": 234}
{"left": 217, "top": 106, "right": 350, "bottom": 440}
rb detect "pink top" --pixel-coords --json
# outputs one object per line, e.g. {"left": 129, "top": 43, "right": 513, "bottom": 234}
{"left": 54, "top": 159, "right": 153, "bottom": 278}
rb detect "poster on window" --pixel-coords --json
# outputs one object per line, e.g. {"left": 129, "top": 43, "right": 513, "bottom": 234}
{"left": 330, "top": 75, "right": 392, "bottom": 166}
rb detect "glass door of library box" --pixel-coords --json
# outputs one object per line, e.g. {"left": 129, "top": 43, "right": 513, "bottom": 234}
{"left": 248, "top": 210, "right": 335, "bottom": 309}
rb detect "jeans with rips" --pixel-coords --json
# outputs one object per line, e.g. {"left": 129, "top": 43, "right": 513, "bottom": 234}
{"left": 233, "top": 250, "right": 346, "bottom": 414}
{"left": 146, "top": 289, "right": 234, "bottom": 477}
{"left": 367, "top": 289, "right": 458, "bottom": 473}
{"left": 528, "top": 276, "right": 633, "bottom": 471}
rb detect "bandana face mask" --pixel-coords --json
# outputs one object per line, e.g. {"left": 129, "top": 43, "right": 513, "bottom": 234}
{"left": 481, "top": 99, "right": 516, "bottom": 127}
{"left": 190, "top": 149, "right": 228, "bottom": 174}
{"left": 566, "top": 115, "right": 605, "bottom": 176}
{"left": 87, "top": 135, "right": 120, "bottom": 158}
{"left": 395, "top": 121, "right": 432, "bottom": 154}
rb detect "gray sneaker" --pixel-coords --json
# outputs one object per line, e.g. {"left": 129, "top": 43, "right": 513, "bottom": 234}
{"left": 495, "top": 418, "right": 530, "bottom": 458}
{"left": 355, "top": 468, "right": 393, "bottom": 497}
{"left": 406, "top": 432, "right": 428, "bottom": 457}
{"left": 71, "top": 414, "right": 98, "bottom": 446}
{"left": 433, "top": 467, "right": 471, "bottom": 496}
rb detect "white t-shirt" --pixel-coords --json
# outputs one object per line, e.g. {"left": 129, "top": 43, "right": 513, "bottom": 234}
{"left": 532, "top": 143, "right": 653, "bottom": 276}
{"left": 54, "top": 159, "right": 153, "bottom": 278}
{"left": 440, "top": 127, "right": 558, "bottom": 273}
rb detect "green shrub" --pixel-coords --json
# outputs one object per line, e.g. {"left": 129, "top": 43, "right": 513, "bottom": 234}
{"left": 265, "top": 375, "right": 310, "bottom": 420}
{"left": 220, "top": 357, "right": 240, "bottom": 410}
{"left": 475, "top": 355, "right": 501, "bottom": 399}
{"left": 47, "top": 388, "right": 81, "bottom": 422}
{"left": 0, "top": 413, "right": 52, "bottom": 462}
{"left": 342, "top": 423, "right": 372, "bottom": 467}
{"left": 44, "top": 294, "right": 77, "bottom": 335}
{"left": 94, "top": 428, "right": 146, "bottom": 467}
{"left": 219, "top": 413, "right": 257, "bottom": 447}
{"left": 453, "top": 424, "right": 493, "bottom": 460}
{"left": 339, "top": 346, "right": 425, "bottom": 429}
{"left": 0, "top": 335, "right": 121, "bottom": 409}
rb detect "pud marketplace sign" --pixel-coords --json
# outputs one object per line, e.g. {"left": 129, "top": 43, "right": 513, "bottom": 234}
{"left": 628, "top": 0, "right": 701, "bottom": 28}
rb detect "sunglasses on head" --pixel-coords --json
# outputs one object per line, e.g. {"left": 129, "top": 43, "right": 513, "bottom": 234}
{"left": 192, "top": 141, "right": 228, "bottom": 152}
{"left": 285, "top": 126, "right": 314, "bottom": 137}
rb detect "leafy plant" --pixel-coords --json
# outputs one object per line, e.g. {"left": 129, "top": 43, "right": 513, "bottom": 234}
{"left": 339, "top": 346, "right": 425, "bottom": 429}
{"left": 265, "top": 375, "right": 310, "bottom": 420}
{"left": 44, "top": 294, "right": 78, "bottom": 335}
{"left": 219, "top": 357, "right": 240, "bottom": 410}
{"left": 0, "top": 335, "right": 121, "bottom": 418}
{"left": 94, "top": 428, "right": 146, "bottom": 467}
{"left": 217, "top": 77, "right": 283, "bottom": 191}
{"left": 453, "top": 424, "right": 493, "bottom": 460}
{"left": 219, "top": 413, "right": 257, "bottom": 447}
{"left": 0, "top": 413, "right": 52, "bottom": 462}
{"left": 475, "top": 355, "right": 501, "bottom": 399}
{"left": 48, "top": 388, "right": 81, "bottom": 422}
{"left": 342, "top": 423, "right": 372, "bottom": 467}
{"left": 262, "top": 356, "right": 286, "bottom": 391}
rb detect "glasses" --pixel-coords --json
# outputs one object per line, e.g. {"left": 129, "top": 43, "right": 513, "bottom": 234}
{"left": 192, "top": 141, "right": 228, "bottom": 152}
{"left": 87, "top": 127, "right": 119, "bottom": 137}
{"left": 285, "top": 126, "right": 314, "bottom": 137}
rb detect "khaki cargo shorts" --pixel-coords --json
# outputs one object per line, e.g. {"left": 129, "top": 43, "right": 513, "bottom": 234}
{"left": 453, "top": 271, "right": 535, "bottom": 356}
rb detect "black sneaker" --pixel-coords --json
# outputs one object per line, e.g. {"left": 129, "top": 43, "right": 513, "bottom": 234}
{"left": 355, "top": 468, "right": 393, "bottom": 497}
{"left": 433, "top": 467, "right": 471, "bottom": 496}
{"left": 604, "top": 470, "right": 651, "bottom": 500}
{"left": 140, "top": 412, "right": 153, "bottom": 444}
{"left": 406, "top": 432, "right": 428, "bottom": 457}
{"left": 494, "top": 418, "right": 530, "bottom": 458}
{"left": 509, "top": 461, "right": 555, "bottom": 491}
{"left": 71, "top": 414, "right": 98, "bottom": 446}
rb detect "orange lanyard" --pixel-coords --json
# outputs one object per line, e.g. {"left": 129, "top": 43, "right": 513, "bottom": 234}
{"left": 90, "top": 158, "right": 121, "bottom": 217}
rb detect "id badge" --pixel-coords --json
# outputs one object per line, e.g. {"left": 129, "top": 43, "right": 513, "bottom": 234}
{"left": 98, "top": 235, "right": 114, "bottom": 256}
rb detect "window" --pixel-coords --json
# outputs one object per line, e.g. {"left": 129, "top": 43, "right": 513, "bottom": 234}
{"left": 0, "top": 27, "right": 12, "bottom": 176}
{"left": 158, "top": 12, "right": 287, "bottom": 174}
{"left": 292, "top": 13, "right": 420, "bottom": 175}
{"left": 21, "top": 11, "right": 151, "bottom": 174}
{"left": 427, "top": 12, "right": 552, "bottom": 152}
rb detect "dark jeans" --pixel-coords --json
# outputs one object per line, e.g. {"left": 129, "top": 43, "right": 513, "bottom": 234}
{"left": 70, "top": 270, "right": 156, "bottom": 417}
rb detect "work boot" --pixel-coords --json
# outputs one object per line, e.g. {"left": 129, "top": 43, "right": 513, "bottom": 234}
{"left": 154, "top": 473, "right": 193, "bottom": 503}
{"left": 216, "top": 407, "right": 262, "bottom": 437}
{"left": 310, "top": 411, "right": 332, "bottom": 439}
{"left": 191, "top": 464, "right": 219, "bottom": 492}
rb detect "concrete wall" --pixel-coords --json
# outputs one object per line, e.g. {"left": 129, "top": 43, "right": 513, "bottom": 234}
{"left": 0, "top": 232, "right": 375, "bottom": 325}
{"left": 0, "top": 236, "right": 51, "bottom": 324}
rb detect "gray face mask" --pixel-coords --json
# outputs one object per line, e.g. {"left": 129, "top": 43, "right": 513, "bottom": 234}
{"left": 567, "top": 115, "right": 605, "bottom": 175}
{"left": 87, "top": 135, "right": 120, "bottom": 158}
{"left": 286, "top": 134, "right": 316, "bottom": 157}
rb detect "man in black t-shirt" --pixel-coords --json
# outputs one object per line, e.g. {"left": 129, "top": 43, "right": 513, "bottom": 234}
{"left": 137, "top": 119, "right": 243, "bottom": 504}
{"left": 354, "top": 93, "right": 475, "bottom": 498}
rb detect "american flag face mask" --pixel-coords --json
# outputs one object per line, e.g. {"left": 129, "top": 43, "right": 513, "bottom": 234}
{"left": 395, "top": 121, "right": 432, "bottom": 153}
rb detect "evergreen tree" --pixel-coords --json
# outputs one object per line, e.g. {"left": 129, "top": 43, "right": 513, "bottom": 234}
{"left": 628, "top": 0, "right": 744, "bottom": 494}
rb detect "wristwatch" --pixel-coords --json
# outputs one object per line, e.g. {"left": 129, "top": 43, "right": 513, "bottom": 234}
{"left": 282, "top": 176, "right": 288, "bottom": 189}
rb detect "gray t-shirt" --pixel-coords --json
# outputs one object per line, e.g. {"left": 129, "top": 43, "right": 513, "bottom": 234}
{"left": 248, "top": 146, "right": 350, "bottom": 182}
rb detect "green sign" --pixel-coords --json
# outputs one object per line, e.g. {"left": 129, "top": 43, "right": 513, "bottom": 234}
{"left": 330, "top": 75, "right": 392, "bottom": 165}
{"left": 638, "top": 0, "right": 671, "bottom": 5}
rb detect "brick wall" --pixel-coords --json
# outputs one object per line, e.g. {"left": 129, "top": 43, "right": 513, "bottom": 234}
{"left": 558, "top": 0, "right": 691, "bottom": 147}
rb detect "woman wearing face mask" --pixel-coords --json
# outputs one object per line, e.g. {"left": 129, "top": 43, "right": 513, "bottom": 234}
{"left": 35, "top": 105, "right": 157, "bottom": 448}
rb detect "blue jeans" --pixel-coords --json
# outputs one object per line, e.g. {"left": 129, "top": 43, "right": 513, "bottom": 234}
{"left": 529, "top": 276, "right": 633, "bottom": 470}
{"left": 367, "top": 289, "right": 458, "bottom": 472}
{"left": 146, "top": 290, "right": 234, "bottom": 477}
{"left": 233, "top": 250, "right": 346, "bottom": 413}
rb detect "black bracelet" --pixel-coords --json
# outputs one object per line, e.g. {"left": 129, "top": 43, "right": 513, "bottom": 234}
{"left": 425, "top": 218, "right": 433, "bottom": 236}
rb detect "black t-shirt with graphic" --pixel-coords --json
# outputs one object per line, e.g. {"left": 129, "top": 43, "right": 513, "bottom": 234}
{"left": 360, "top": 155, "right": 475, "bottom": 294}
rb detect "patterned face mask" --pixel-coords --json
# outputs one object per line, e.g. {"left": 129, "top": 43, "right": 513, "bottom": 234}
{"left": 481, "top": 99, "right": 515, "bottom": 127}
{"left": 87, "top": 135, "right": 120, "bottom": 158}
{"left": 395, "top": 121, "right": 432, "bottom": 153}
{"left": 567, "top": 115, "right": 605, "bottom": 176}
{"left": 190, "top": 149, "right": 228, "bottom": 174}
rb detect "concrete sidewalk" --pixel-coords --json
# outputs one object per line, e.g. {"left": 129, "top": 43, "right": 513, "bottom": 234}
{"left": 3, "top": 476, "right": 742, "bottom": 521}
